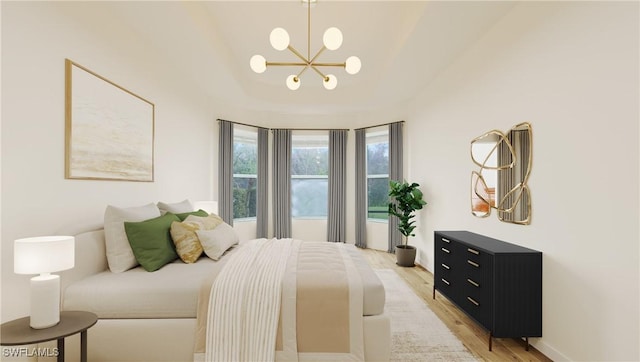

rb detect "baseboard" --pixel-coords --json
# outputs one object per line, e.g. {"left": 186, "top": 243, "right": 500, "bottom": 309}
{"left": 531, "top": 340, "right": 571, "bottom": 361}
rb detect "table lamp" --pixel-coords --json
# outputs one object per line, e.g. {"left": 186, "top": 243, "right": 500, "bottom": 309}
{"left": 193, "top": 201, "right": 219, "bottom": 215}
{"left": 14, "top": 236, "right": 75, "bottom": 329}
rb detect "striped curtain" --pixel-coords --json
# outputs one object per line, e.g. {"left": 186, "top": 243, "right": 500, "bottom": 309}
{"left": 327, "top": 130, "right": 347, "bottom": 242}
{"left": 272, "top": 129, "right": 292, "bottom": 238}
{"left": 355, "top": 129, "right": 367, "bottom": 248}
{"left": 388, "top": 122, "right": 404, "bottom": 253}
{"left": 218, "top": 120, "right": 234, "bottom": 225}
{"left": 256, "top": 127, "right": 269, "bottom": 238}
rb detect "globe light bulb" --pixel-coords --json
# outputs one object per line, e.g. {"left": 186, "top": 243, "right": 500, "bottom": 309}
{"left": 323, "top": 27, "right": 343, "bottom": 51}
{"left": 345, "top": 56, "right": 361, "bottom": 75}
{"left": 250, "top": 55, "right": 267, "bottom": 73}
{"left": 323, "top": 74, "right": 337, "bottom": 90}
{"left": 270, "top": 28, "right": 290, "bottom": 51}
{"left": 286, "top": 75, "right": 301, "bottom": 90}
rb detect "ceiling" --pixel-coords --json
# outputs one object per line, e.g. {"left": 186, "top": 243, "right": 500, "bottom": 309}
{"left": 106, "top": 1, "right": 516, "bottom": 114}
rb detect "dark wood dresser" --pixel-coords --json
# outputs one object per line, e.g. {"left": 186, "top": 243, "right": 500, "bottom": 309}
{"left": 433, "top": 230, "right": 542, "bottom": 350}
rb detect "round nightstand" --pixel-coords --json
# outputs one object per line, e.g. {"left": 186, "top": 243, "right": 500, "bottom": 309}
{"left": 1, "top": 311, "right": 98, "bottom": 362}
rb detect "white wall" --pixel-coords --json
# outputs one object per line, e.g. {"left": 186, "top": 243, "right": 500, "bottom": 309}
{"left": 0, "top": 2, "right": 225, "bottom": 321}
{"left": 405, "top": 2, "right": 639, "bottom": 360}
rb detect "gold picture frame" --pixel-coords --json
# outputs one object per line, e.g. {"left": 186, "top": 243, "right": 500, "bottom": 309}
{"left": 65, "top": 59, "right": 154, "bottom": 182}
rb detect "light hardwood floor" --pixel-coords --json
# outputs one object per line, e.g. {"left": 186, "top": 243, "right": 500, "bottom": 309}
{"left": 360, "top": 248, "right": 552, "bottom": 362}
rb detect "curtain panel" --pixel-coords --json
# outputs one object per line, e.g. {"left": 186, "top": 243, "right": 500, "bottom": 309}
{"left": 388, "top": 122, "right": 404, "bottom": 253}
{"left": 218, "top": 120, "right": 234, "bottom": 225}
{"left": 256, "top": 127, "right": 269, "bottom": 238}
{"left": 327, "top": 130, "right": 347, "bottom": 242}
{"left": 354, "top": 129, "right": 367, "bottom": 248}
{"left": 272, "top": 129, "right": 292, "bottom": 238}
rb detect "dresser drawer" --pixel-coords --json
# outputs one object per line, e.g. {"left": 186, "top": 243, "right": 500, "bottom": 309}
{"left": 462, "top": 276, "right": 491, "bottom": 310}
{"left": 435, "top": 238, "right": 459, "bottom": 269}
{"left": 434, "top": 274, "right": 455, "bottom": 294}
{"left": 463, "top": 293, "right": 491, "bottom": 328}
{"left": 462, "top": 247, "right": 491, "bottom": 281}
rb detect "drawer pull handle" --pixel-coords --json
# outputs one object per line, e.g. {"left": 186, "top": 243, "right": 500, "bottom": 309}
{"left": 441, "top": 248, "right": 450, "bottom": 254}
{"left": 467, "top": 260, "right": 480, "bottom": 268}
{"left": 441, "top": 263, "right": 450, "bottom": 270}
{"left": 442, "top": 238, "right": 451, "bottom": 244}
{"left": 467, "top": 278, "right": 480, "bottom": 287}
{"left": 467, "top": 296, "right": 480, "bottom": 306}
{"left": 467, "top": 248, "right": 480, "bottom": 255}
{"left": 441, "top": 278, "right": 450, "bottom": 285}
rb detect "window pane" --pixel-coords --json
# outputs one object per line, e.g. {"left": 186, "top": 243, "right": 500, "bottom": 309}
{"left": 233, "top": 176, "right": 257, "bottom": 219}
{"left": 291, "top": 178, "right": 328, "bottom": 218}
{"left": 233, "top": 142, "right": 257, "bottom": 174}
{"left": 291, "top": 147, "right": 328, "bottom": 176}
{"left": 366, "top": 129, "right": 389, "bottom": 221}
{"left": 367, "top": 177, "right": 389, "bottom": 220}
{"left": 233, "top": 127, "right": 258, "bottom": 220}
{"left": 366, "top": 142, "right": 389, "bottom": 175}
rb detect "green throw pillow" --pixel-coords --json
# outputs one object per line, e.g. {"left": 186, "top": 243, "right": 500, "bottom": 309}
{"left": 124, "top": 213, "right": 180, "bottom": 272}
{"left": 173, "top": 209, "right": 208, "bottom": 221}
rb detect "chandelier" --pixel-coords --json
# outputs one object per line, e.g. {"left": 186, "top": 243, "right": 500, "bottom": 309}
{"left": 249, "top": 1, "right": 361, "bottom": 90}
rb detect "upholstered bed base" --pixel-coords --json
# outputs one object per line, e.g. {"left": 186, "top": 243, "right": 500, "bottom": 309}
{"left": 58, "top": 315, "right": 390, "bottom": 362}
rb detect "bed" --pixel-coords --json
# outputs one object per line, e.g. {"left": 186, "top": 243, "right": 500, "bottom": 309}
{"left": 60, "top": 203, "right": 390, "bottom": 361}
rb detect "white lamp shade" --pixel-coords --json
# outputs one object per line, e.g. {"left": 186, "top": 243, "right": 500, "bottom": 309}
{"left": 323, "top": 74, "right": 338, "bottom": 90}
{"left": 323, "top": 27, "right": 343, "bottom": 50}
{"left": 345, "top": 56, "right": 361, "bottom": 75}
{"left": 286, "top": 75, "right": 301, "bottom": 90}
{"left": 250, "top": 55, "right": 267, "bottom": 73}
{"left": 14, "top": 236, "right": 75, "bottom": 274}
{"left": 270, "top": 27, "right": 290, "bottom": 51}
{"left": 193, "top": 201, "right": 219, "bottom": 215}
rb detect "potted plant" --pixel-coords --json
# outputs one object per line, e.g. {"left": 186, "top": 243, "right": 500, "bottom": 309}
{"left": 388, "top": 180, "right": 427, "bottom": 267}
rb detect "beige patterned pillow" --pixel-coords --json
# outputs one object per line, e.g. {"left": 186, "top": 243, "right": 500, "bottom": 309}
{"left": 169, "top": 221, "right": 203, "bottom": 263}
{"left": 184, "top": 213, "right": 224, "bottom": 230}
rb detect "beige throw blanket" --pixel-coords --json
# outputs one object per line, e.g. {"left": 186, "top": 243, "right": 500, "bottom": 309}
{"left": 194, "top": 239, "right": 364, "bottom": 362}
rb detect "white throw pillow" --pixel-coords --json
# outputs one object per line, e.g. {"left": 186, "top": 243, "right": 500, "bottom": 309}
{"left": 196, "top": 223, "right": 239, "bottom": 261}
{"left": 157, "top": 199, "right": 193, "bottom": 214}
{"left": 104, "top": 203, "right": 161, "bottom": 273}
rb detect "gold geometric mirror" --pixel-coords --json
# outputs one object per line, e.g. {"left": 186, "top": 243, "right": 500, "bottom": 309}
{"left": 471, "top": 122, "right": 532, "bottom": 225}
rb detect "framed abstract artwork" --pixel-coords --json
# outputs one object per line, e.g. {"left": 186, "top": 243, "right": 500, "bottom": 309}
{"left": 65, "top": 59, "right": 154, "bottom": 181}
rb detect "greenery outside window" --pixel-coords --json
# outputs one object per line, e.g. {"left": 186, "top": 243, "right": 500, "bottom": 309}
{"left": 233, "top": 127, "right": 257, "bottom": 220}
{"left": 366, "top": 128, "right": 389, "bottom": 221}
{"left": 291, "top": 133, "right": 329, "bottom": 218}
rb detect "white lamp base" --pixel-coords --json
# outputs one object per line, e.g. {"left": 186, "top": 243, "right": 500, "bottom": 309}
{"left": 30, "top": 274, "right": 60, "bottom": 329}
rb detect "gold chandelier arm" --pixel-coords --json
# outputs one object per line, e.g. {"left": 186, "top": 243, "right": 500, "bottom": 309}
{"left": 308, "top": 0, "right": 311, "bottom": 61}
{"left": 310, "top": 65, "right": 328, "bottom": 80}
{"left": 311, "top": 62, "right": 346, "bottom": 67}
{"left": 266, "top": 61, "right": 308, "bottom": 67}
{"left": 309, "top": 46, "right": 326, "bottom": 65}
{"left": 287, "top": 45, "right": 310, "bottom": 64}
{"left": 297, "top": 65, "right": 311, "bottom": 78}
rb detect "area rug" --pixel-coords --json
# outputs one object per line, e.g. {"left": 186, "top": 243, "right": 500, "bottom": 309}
{"left": 376, "top": 269, "right": 479, "bottom": 361}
